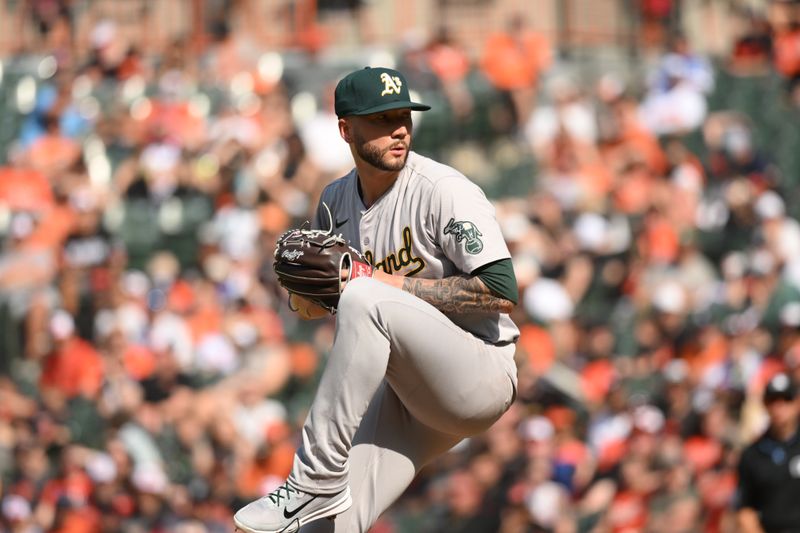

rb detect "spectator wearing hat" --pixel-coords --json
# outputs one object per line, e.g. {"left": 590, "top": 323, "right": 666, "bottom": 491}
{"left": 736, "top": 372, "right": 800, "bottom": 533}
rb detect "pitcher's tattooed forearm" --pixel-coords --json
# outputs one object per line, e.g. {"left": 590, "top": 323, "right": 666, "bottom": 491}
{"left": 402, "top": 275, "right": 514, "bottom": 314}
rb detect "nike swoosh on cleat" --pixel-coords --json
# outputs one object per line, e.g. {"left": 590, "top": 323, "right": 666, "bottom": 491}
{"left": 335, "top": 218, "right": 349, "bottom": 228}
{"left": 283, "top": 496, "right": 318, "bottom": 519}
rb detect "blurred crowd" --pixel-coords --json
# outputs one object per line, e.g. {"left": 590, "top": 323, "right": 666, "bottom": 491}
{"left": 2, "top": 1, "right": 800, "bottom": 532}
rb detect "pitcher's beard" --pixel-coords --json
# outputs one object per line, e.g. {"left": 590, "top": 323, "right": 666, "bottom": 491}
{"left": 356, "top": 140, "right": 409, "bottom": 171}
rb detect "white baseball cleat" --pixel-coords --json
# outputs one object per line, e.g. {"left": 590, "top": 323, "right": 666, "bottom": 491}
{"left": 234, "top": 481, "right": 351, "bottom": 533}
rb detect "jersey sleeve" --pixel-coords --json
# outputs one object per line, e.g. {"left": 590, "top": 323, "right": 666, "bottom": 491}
{"left": 431, "top": 176, "right": 511, "bottom": 274}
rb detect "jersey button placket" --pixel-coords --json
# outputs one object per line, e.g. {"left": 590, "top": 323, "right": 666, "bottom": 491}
{"left": 359, "top": 210, "right": 371, "bottom": 250}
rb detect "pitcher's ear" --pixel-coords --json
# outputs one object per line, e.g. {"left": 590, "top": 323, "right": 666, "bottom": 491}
{"left": 339, "top": 118, "right": 351, "bottom": 143}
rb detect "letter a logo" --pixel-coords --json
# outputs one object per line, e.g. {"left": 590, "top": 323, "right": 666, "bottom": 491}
{"left": 380, "top": 73, "right": 403, "bottom": 96}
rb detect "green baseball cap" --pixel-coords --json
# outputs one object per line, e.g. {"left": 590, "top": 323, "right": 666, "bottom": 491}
{"left": 334, "top": 67, "right": 431, "bottom": 118}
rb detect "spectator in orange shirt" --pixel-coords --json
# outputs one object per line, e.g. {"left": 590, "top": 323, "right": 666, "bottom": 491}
{"left": 0, "top": 209, "right": 59, "bottom": 362}
{"left": 481, "top": 13, "right": 552, "bottom": 129}
{"left": 39, "top": 310, "right": 104, "bottom": 399}
{"left": 771, "top": 1, "right": 800, "bottom": 80}
{"left": 425, "top": 26, "right": 474, "bottom": 121}
{"left": 24, "top": 114, "right": 81, "bottom": 179}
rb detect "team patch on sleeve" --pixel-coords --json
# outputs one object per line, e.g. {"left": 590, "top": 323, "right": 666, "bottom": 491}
{"left": 444, "top": 218, "right": 484, "bottom": 255}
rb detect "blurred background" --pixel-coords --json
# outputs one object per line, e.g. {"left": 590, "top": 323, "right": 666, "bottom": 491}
{"left": 1, "top": 0, "right": 800, "bottom": 532}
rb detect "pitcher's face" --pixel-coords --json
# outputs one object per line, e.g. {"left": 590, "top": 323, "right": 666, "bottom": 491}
{"left": 342, "top": 109, "right": 413, "bottom": 171}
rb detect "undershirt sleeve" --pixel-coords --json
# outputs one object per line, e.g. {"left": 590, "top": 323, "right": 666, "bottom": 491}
{"left": 472, "top": 258, "right": 518, "bottom": 305}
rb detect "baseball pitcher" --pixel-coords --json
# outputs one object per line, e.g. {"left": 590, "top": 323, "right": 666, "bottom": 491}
{"left": 235, "top": 66, "right": 520, "bottom": 533}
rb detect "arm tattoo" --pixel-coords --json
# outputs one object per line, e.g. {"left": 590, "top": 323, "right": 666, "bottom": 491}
{"left": 402, "top": 275, "right": 514, "bottom": 315}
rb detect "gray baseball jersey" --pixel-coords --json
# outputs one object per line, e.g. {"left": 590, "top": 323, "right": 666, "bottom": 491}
{"left": 313, "top": 151, "right": 519, "bottom": 345}
{"left": 236, "top": 68, "right": 519, "bottom": 533}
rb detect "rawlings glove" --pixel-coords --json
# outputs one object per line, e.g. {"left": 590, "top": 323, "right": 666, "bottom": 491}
{"left": 273, "top": 227, "right": 373, "bottom": 314}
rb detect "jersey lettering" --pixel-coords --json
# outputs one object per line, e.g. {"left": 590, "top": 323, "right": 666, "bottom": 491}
{"left": 380, "top": 73, "right": 403, "bottom": 96}
{"left": 365, "top": 227, "right": 425, "bottom": 276}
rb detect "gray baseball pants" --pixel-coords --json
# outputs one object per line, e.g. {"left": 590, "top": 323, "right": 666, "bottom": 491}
{"left": 290, "top": 277, "right": 518, "bottom": 533}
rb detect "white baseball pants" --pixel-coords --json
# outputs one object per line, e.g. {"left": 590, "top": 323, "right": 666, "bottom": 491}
{"left": 289, "top": 277, "right": 518, "bottom": 533}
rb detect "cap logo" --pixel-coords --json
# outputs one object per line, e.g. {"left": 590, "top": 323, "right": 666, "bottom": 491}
{"left": 380, "top": 73, "right": 403, "bottom": 96}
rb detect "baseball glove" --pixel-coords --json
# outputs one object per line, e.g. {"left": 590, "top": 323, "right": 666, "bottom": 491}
{"left": 273, "top": 227, "right": 373, "bottom": 314}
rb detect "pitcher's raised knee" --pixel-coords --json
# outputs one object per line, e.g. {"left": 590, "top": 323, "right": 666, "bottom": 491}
{"left": 338, "top": 277, "right": 384, "bottom": 317}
